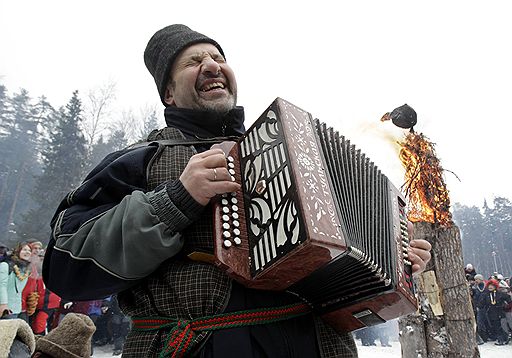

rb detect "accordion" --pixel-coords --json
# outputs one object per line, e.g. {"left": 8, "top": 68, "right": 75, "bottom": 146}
{"left": 211, "top": 98, "right": 416, "bottom": 332}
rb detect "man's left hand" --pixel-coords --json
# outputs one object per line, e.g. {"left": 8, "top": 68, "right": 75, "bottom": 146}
{"left": 408, "top": 239, "right": 432, "bottom": 276}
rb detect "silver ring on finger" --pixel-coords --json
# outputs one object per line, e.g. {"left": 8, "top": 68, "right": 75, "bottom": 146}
{"left": 212, "top": 168, "right": 218, "bottom": 181}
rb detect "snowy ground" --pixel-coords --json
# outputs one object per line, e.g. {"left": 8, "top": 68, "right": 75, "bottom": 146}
{"left": 355, "top": 340, "right": 511, "bottom": 358}
{"left": 92, "top": 340, "right": 512, "bottom": 357}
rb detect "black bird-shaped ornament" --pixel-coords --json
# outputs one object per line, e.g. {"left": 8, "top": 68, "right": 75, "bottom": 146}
{"left": 381, "top": 104, "right": 417, "bottom": 132}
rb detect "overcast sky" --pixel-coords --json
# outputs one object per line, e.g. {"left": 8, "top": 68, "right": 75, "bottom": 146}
{"left": 1, "top": 0, "right": 511, "bottom": 208}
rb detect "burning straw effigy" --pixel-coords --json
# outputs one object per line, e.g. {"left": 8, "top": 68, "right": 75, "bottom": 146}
{"left": 381, "top": 104, "right": 452, "bottom": 227}
{"left": 382, "top": 104, "right": 479, "bottom": 358}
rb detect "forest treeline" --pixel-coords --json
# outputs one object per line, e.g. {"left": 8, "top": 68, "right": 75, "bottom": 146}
{"left": 0, "top": 82, "right": 510, "bottom": 277}
{"left": 0, "top": 82, "right": 162, "bottom": 248}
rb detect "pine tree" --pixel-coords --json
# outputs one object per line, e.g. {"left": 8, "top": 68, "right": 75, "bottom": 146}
{"left": 139, "top": 108, "right": 161, "bottom": 140}
{"left": 17, "top": 91, "right": 87, "bottom": 243}
{"left": 0, "top": 88, "right": 42, "bottom": 247}
{"left": 487, "top": 197, "right": 512, "bottom": 275}
{"left": 452, "top": 203, "right": 487, "bottom": 274}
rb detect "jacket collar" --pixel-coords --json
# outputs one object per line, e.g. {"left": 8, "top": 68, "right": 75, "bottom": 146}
{"left": 164, "top": 106, "right": 245, "bottom": 140}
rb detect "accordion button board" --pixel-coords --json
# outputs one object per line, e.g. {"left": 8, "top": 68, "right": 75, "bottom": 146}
{"left": 212, "top": 98, "right": 417, "bottom": 332}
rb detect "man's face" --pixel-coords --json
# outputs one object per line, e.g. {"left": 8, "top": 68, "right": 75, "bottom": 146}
{"left": 164, "top": 43, "right": 237, "bottom": 114}
{"left": 31, "top": 243, "right": 42, "bottom": 256}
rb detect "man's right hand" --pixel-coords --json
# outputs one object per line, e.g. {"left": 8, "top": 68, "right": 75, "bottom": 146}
{"left": 180, "top": 148, "right": 241, "bottom": 206}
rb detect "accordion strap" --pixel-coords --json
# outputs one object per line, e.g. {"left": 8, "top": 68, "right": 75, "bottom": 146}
{"left": 132, "top": 302, "right": 310, "bottom": 357}
{"left": 128, "top": 136, "right": 240, "bottom": 150}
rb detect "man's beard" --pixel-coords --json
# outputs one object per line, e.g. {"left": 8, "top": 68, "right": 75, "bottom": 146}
{"left": 196, "top": 95, "right": 237, "bottom": 114}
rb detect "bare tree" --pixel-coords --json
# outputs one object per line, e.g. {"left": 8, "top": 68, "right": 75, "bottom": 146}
{"left": 82, "top": 82, "right": 117, "bottom": 145}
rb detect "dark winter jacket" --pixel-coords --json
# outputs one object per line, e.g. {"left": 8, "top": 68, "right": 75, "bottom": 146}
{"left": 43, "top": 106, "right": 357, "bottom": 357}
{"left": 478, "top": 290, "right": 511, "bottom": 320}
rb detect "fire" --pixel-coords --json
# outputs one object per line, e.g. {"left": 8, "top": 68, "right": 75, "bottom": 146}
{"left": 398, "top": 132, "right": 453, "bottom": 227}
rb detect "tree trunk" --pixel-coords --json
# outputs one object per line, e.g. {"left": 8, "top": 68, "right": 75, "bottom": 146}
{"left": 6, "top": 162, "right": 26, "bottom": 230}
{"left": 399, "top": 222, "right": 480, "bottom": 358}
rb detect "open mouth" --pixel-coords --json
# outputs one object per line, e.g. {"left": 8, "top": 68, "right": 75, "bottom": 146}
{"left": 200, "top": 82, "right": 226, "bottom": 92}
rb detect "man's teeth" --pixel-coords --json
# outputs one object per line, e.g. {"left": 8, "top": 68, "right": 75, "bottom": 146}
{"left": 201, "top": 82, "right": 225, "bottom": 92}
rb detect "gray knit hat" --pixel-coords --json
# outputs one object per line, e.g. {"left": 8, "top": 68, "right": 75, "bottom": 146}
{"left": 144, "top": 24, "right": 225, "bottom": 106}
{"left": 35, "top": 313, "right": 96, "bottom": 358}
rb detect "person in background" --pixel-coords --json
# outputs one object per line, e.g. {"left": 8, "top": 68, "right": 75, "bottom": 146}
{"left": 0, "top": 242, "right": 32, "bottom": 320}
{"left": 92, "top": 298, "right": 113, "bottom": 347}
{"left": 498, "top": 280, "right": 512, "bottom": 343}
{"left": 43, "top": 24, "right": 432, "bottom": 357}
{"left": 471, "top": 274, "right": 488, "bottom": 344}
{"left": 478, "top": 279, "right": 510, "bottom": 345}
{"left": 465, "top": 263, "right": 477, "bottom": 281}
{"left": 0, "top": 243, "right": 9, "bottom": 262}
{"left": 29, "top": 249, "right": 61, "bottom": 335}
{"left": 22, "top": 242, "right": 46, "bottom": 327}
{"left": 109, "top": 295, "right": 130, "bottom": 356}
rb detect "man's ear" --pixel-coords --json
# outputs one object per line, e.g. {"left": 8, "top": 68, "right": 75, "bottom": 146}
{"left": 164, "top": 85, "right": 175, "bottom": 106}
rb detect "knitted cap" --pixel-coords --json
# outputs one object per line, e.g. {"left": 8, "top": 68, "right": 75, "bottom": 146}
{"left": 144, "top": 24, "right": 225, "bottom": 106}
{"left": 35, "top": 313, "right": 96, "bottom": 358}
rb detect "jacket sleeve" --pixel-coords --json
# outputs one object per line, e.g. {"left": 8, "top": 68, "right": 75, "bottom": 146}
{"left": 43, "top": 145, "right": 203, "bottom": 301}
{"left": 0, "top": 262, "right": 8, "bottom": 305}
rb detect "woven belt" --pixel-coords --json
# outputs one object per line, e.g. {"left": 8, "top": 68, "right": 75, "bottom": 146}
{"left": 132, "top": 302, "right": 311, "bottom": 358}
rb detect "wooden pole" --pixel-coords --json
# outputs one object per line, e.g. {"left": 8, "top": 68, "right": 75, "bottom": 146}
{"left": 399, "top": 222, "right": 480, "bottom": 358}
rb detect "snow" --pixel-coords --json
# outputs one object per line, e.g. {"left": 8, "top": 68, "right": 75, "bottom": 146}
{"left": 91, "top": 340, "right": 512, "bottom": 357}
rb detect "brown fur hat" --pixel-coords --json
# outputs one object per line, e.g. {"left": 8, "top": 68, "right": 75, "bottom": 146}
{"left": 35, "top": 313, "right": 96, "bottom": 358}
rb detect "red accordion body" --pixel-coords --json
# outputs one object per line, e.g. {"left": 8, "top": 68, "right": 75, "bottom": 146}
{"left": 211, "top": 98, "right": 417, "bottom": 332}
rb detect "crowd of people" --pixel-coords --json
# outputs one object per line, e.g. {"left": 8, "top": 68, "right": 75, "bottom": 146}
{"left": 0, "top": 240, "right": 130, "bottom": 356}
{"left": 466, "top": 263, "right": 512, "bottom": 346}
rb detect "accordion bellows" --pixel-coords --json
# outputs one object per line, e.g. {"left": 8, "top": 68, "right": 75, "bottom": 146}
{"left": 212, "top": 98, "right": 416, "bottom": 332}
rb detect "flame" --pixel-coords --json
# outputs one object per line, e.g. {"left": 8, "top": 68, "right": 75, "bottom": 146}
{"left": 399, "top": 132, "right": 452, "bottom": 227}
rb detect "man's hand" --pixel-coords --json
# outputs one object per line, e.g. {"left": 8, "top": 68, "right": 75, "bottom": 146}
{"left": 409, "top": 239, "right": 432, "bottom": 276}
{"left": 180, "top": 148, "right": 241, "bottom": 206}
{"left": 406, "top": 221, "right": 432, "bottom": 276}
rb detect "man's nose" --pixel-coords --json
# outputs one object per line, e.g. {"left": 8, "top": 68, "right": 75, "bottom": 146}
{"left": 201, "top": 57, "right": 221, "bottom": 75}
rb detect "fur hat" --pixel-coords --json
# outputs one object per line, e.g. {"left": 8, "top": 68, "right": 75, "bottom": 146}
{"left": 35, "top": 313, "right": 96, "bottom": 358}
{"left": 0, "top": 319, "right": 35, "bottom": 357}
{"left": 473, "top": 274, "right": 484, "bottom": 281}
{"left": 144, "top": 24, "right": 225, "bottom": 106}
